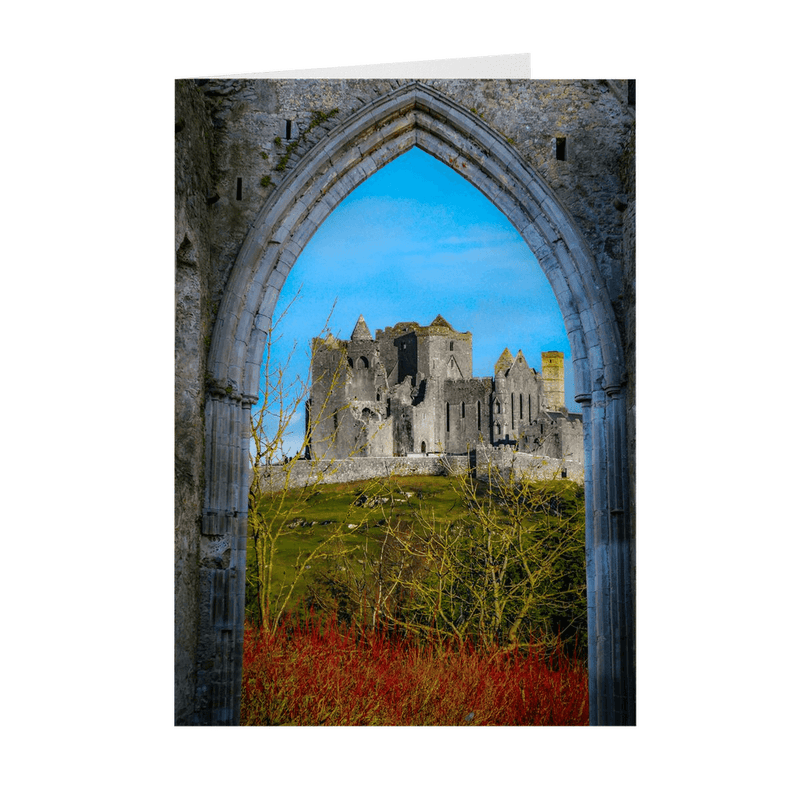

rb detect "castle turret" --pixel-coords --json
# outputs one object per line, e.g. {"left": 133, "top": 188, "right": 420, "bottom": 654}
{"left": 351, "top": 314, "right": 372, "bottom": 341}
{"left": 541, "top": 351, "right": 565, "bottom": 411}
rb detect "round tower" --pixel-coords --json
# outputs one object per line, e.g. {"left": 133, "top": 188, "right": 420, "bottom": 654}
{"left": 541, "top": 351, "right": 565, "bottom": 411}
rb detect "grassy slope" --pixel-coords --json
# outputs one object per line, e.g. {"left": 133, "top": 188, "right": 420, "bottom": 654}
{"left": 247, "top": 474, "right": 584, "bottom": 620}
{"left": 248, "top": 475, "right": 470, "bottom": 610}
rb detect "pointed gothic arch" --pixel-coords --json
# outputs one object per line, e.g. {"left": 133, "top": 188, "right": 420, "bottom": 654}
{"left": 200, "top": 81, "right": 633, "bottom": 726}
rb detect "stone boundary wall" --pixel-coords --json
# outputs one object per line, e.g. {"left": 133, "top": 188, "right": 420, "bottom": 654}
{"left": 483, "top": 447, "right": 584, "bottom": 484}
{"left": 260, "top": 450, "right": 583, "bottom": 491}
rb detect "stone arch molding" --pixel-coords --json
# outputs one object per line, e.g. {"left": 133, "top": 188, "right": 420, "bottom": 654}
{"left": 210, "top": 81, "right": 623, "bottom": 401}
{"left": 201, "top": 81, "right": 634, "bottom": 726}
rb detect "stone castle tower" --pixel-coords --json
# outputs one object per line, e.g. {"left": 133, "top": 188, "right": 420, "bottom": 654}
{"left": 306, "top": 314, "right": 583, "bottom": 464}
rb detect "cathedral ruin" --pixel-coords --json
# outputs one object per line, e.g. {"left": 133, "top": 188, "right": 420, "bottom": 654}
{"left": 306, "top": 313, "right": 583, "bottom": 466}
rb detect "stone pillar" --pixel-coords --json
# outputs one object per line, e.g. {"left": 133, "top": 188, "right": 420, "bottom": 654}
{"left": 578, "top": 394, "right": 597, "bottom": 719}
{"left": 194, "top": 388, "right": 251, "bottom": 725}
{"left": 582, "top": 385, "right": 635, "bottom": 725}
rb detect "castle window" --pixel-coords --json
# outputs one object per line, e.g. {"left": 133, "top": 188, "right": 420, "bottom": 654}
{"left": 446, "top": 403, "right": 450, "bottom": 432}
{"left": 386, "top": 398, "right": 391, "bottom": 416}
{"left": 627, "top": 79, "right": 636, "bottom": 106}
{"left": 495, "top": 400, "right": 500, "bottom": 415}
{"left": 347, "top": 357, "right": 354, "bottom": 368}
{"left": 357, "top": 356, "right": 369, "bottom": 369}
{"left": 477, "top": 400, "right": 481, "bottom": 429}
{"left": 285, "top": 119, "right": 292, "bottom": 139}
{"left": 556, "top": 136, "right": 566, "bottom": 161}
{"left": 520, "top": 394, "right": 524, "bottom": 423}
{"left": 528, "top": 395, "right": 532, "bottom": 423}
{"left": 236, "top": 177, "right": 242, "bottom": 201}
{"left": 421, "top": 441, "right": 426, "bottom": 454}
{"left": 561, "top": 468, "right": 568, "bottom": 479}
{"left": 449, "top": 341, "right": 454, "bottom": 351}
{"left": 461, "top": 401, "right": 465, "bottom": 418}
{"left": 511, "top": 395, "right": 515, "bottom": 429}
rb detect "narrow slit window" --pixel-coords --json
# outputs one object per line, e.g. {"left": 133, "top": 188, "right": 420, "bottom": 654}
{"left": 446, "top": 403, "right": 450, "bottom": 432}
{"left": 627, "top": 79, "right": 636, "bottom": 106}
{"left": 236, "top": 177, "right": 242, "bottom": 201}
{"left": 285, "top": 119, "right": 292, "bottom": 139}
{"left": 556, "top": 136, "right": 566, "bottom": 161}
{"left": 511, "top": 395, "right": 515, "bottom": 429}
{"left": 477, "top": 401, "right": 482, "bottom": 430}
{"left": 461, "top": 401, "right": 465, "bottom": 418}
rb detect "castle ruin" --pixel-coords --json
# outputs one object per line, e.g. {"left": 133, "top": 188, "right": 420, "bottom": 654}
{"left": 307, "top": 314, "right": 583, "bottom": 468}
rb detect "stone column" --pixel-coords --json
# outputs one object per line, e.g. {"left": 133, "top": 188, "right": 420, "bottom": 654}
{"left": 194, "top": 388, "right": 251, "bottom": 725}
{"left": 582, "top": 385, "right": 635, "bottom": 725}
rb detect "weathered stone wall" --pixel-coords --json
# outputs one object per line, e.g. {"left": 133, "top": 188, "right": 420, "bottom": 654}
{"left": 260, "top": 454, "right": 467, "bottom": 490}
{"left": 174, "top": 81, "right": 217, "bottom": 725}
{"left": 493, "top": 353, "right": 543, "bottom": 442}
{"left": 620, "top": 120, "right": 636, "bottom": 554}
{"left": 442, "top": 378, "right": 492, "bottom": 453}
{"left": 259, "top": 449, "right": 583, "bottom": 491}
{"left": 478, "top": 446, "right": 584, "bottom": 483}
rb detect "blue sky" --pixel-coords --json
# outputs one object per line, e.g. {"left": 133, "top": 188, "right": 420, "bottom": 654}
{"left": 267, "top": 146, "right": 577, "bottom": 453}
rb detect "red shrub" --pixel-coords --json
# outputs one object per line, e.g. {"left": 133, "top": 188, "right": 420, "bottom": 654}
{"left": 241, "top": 613, "right": 588, "bottom": 725}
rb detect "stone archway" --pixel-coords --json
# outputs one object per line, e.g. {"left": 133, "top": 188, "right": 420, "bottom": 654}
{"left": 199, "top": 81, "right": 634, "bottom": 725}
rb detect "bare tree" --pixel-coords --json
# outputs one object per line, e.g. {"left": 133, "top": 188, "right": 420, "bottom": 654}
{"left": 305, "top": 462, "right": 586, "bottom": 652}
{"left": 247, "top": 299, "right": 393, "bottom": 634}
{"left": 248, "top": 299, "right": 351, "bottom": 633}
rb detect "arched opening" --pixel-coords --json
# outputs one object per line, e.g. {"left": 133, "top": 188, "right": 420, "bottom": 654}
{"left": 420, "top": 441, "right": 426, "bottom": 454}
{"left": 202, "top": 81, "right": 633, "bottom": 727}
